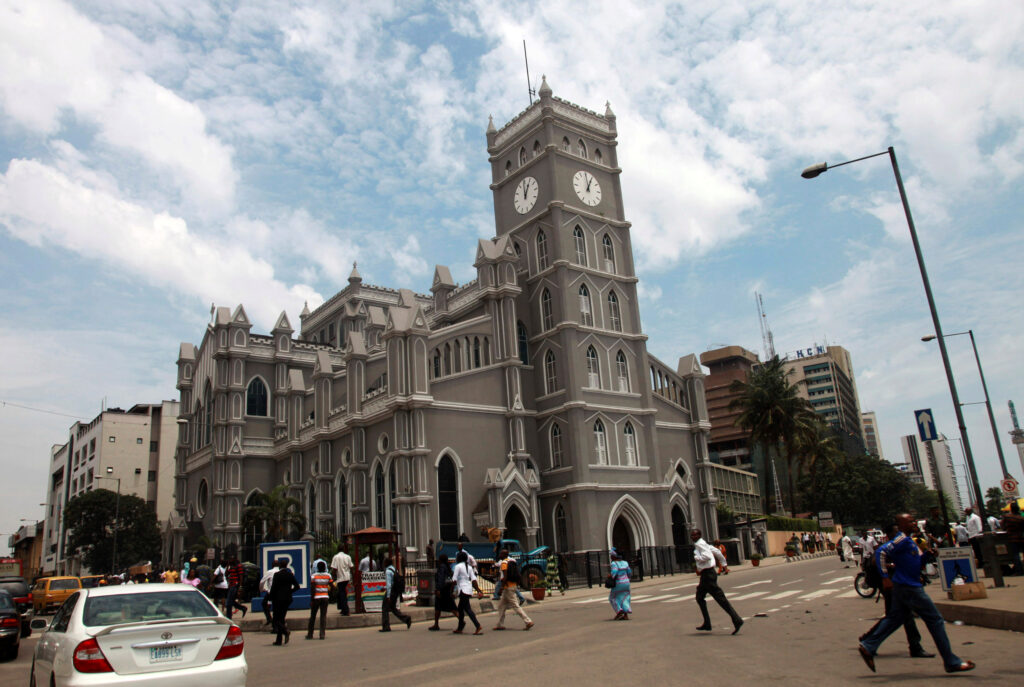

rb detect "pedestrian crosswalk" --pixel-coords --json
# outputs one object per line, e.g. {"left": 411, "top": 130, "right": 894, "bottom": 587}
{"left": 570, "top": 571, "right": 861, "bottom": 613}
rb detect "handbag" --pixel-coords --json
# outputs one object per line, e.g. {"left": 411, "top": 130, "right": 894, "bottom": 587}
{"left": 604, "top": 575, "right": 616, "bottom": 589}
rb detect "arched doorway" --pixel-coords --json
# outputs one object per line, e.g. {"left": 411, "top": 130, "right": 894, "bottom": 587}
{"left": 504, "top": 504, "right": 527, "bottom": 544}
{"left": 611, "top": 516, "right": 635, "bottom": 555}
{"left": 671, "top": 505, "right": 688, "bottom": 547}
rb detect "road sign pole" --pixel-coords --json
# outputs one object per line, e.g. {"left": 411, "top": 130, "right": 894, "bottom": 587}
{"left": 925, "top": 441, "right": 952, "bottom": 546}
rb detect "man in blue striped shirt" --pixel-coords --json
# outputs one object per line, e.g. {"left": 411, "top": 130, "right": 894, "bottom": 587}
{"left": 858, "top": 514, "right": 975, "bottom": 674}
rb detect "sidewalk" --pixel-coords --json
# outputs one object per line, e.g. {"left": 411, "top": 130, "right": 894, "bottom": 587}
{"left": 928, "top": 578, "right": 1024, "bottom": 633}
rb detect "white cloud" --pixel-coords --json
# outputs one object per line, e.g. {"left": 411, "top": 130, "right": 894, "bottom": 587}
{"left": 0, "top": 157, "right": 317, "bottom": 328}
{"left": 0, "top": 0, "right": 236, "bottom": 213}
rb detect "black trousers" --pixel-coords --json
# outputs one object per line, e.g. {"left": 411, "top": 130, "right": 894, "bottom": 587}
{"left": 381, "top": 593, "right": 410, "bottom": 630}
{"left": 335, "top": 581, "right": 349, "bottom": 615}
{"left": 862, "top": 585, "right": 922, "bottom": 651}
{"left": 307, "top": 598, "right": 328, "bottom": 638}
{"left": 970, "top": 538, "right": 985, "bottom": 568}
{"left": 225, "top": 584, "right": 246, "bottom": 618}
{"left": 271, "top": 598, "right": 291, "bottom": 643}
{"left": 696, "top": 568, "right": 741, "bottom": 627}
{"left": 455, "top": 592, "right": 480, "bottom": 631}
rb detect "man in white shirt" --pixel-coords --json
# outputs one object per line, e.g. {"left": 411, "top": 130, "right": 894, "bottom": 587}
{"left": 987, "top": 514, "right": 1000, "bottom": 532}
{"left": 258, "top": 565, "right": 278, "bottom": 626}
{"left": 330, "top": 544, "right": 354, "bottom": 616}
{"left": 691, "top": 528, "right": 742, "bottom": 634}
{"left": 359, "top": 552, "right": 377, "bottom": 573}
{"left": 861, "top": 531, "right": 877, "bottom": 564}
{"left": 954, "top": 522, "right": 969, "bottom": 546}
{"left": 965, "top": 508, "right": 985, "bottom": 568}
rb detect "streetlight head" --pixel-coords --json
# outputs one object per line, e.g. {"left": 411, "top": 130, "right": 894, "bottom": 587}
{"left": 801, "top": 162, "right": 828, "bottom": 179}
{"left": 921, "top": 335, "right": 937, "bottom": 342}
{"left": 176, "top": 417, "right": 187, "bottom": 425}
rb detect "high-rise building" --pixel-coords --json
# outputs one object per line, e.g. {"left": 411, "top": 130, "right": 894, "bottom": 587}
{"left": 861, "top": 411, "right": 883, "bottom": 460}
{"left": 172, "top": 80, "right": 721, "bottom": 562}
{"left": 900, "top": 433, "right": 963, "bottom": 512}
{"left": 782, "top": 345, "right": 864, "bottom": 454}
{"left": 41, "top": 401, "right": 180, "bottom": 575}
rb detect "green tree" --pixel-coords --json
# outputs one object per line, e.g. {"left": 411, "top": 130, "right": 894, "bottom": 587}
{"left": 984, "top": 486, "right": 1004, "bottom": 515}
{"left": 243, "top": 485, "right": 305, "bottom": 541}
{"left": 791, "top": 414, "right": 841, "bottom": 499}
{"left": 797, "top": 452, "right": 911, "bottom": 526}
{"left": 904, "top": 483, "right": 955, "bottom": 519}
{"left": 730, "top": 356, "right": 811, "bottom": 515}
{"left": 64, "top": 489, "right": 162, "bottom": 573}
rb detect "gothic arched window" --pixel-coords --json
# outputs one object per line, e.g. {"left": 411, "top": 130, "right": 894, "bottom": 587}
{"left": 593, "top": 420, "right": 607, "bottom": 464}
{"left": 554, "top": 503, "right": 569, "bottom": 551}
{"left": 246, "top": 377, "right": 268, "bottom": 416}
{"left": 608, "top": 291, "right": 622, "bottom": 331}
{"left": 473, "top": 337, "right": 481, "bottom": 368}
{"left": 533, "top": 140, "right": 541, "bottom": 157}
{"left": 519, "top": 146, "right": 527, "bottom": 165}
{"left": 374, "top": 466, "right": 385, "bottom": 528}
{"left": 203, "top": 382, "right": 213, "bottom": 447}
{"left": 544, "top": 350, "right": 558, "bottom": 394}
{"left": 505, "top": 160, "right": 512, "bottom": 177}
{"left": 616, "top": 350, "right": 630, "bottom": 392}
{"left": 537, "top": 230, "right": 549, "bottom": 270}
{"left": 602, "top": 234, "right": 615, "bottom": 273}
{"left": 541, "top": 289, "right": 554, "bottom": 330}
{"left": 517, "top": 321, "right": 529, "bottom": 365}
{"left": 624, "top": 423, "right": 637, "bottom": 465}
{"left": 437, "top": 455, "right": 459, "bottom": 541}
{"left": 432, "top": 349, "right": 441, "bottom": 379}
{"left": 586, "top": 346, "right": 600, "bottom": 388}
{"left": 595, "top": 148, "right": 603, "bottom": 165}
{"left": 336, "top": 477, "right": 347, "bottom": 534}
{"left": 579, "top": 285, "right": 593, "bottom": 326}
{"left": 550, "top": 424, "right": 563, "bottom": 468}
{"left": 562, "top": 136, "right": 571, "bottom": 152}
{"left": 573, "top": 226, "right": 587, "bottom": 266}
{"left": 577, "top": 138, "right": 587, "bottom": 158}
{"left": 389, "top": 462, "right": 398, "bottom": 530}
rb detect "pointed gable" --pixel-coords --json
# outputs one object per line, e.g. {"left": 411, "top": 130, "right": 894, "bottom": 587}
{"left": 677, "top": 353, "right": 703, "bottom": 378}
{"left": 344, "top": 330, "right": 367, "bottom": 357}
{"left": 231, "top": 304, "right": 250, "bottom": 325}
{"left": 215, "top": 306, "right": 232, "bottom": 326}
{"left": 178, "top": 343, "right": 197, "bottom": 362}
{"left": 272, "top": 311, "right": 293, "bottom": 333}
{"left": 314, "top": 350, "right": 333, "bottom": 378}
{"left": 288, "top": 369, "right": 307, "bottom": 393}
{"left": 432, "top": 265, "right": 455, "bottom": 290}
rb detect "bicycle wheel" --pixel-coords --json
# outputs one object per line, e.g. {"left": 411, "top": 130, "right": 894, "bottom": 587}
{"left": 854, "top": 572, "right": 876, "bottom": 598}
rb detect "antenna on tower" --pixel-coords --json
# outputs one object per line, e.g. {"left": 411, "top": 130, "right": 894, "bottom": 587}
{"left": 755, "top": 292, "right": 776, "bottom": 360}
{"left": 523, "top": 40, "right": 536, "bottom": 106}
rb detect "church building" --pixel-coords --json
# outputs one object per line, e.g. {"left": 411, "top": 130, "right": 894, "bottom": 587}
{"left": 173, "top": 78, "right": 720, "bottom": 562}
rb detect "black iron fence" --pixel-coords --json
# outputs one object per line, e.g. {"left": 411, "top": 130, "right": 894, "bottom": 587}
{"left": 558, "top": 545, "right": 696, "bottom": 588}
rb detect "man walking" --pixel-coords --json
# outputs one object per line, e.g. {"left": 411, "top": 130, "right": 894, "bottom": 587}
{"left": 224, "top": 557, "right": 247, "bottom": 619}
{"left": 269, "top": 558, "right": 300, "bottom": 645}
{"left": 212, "top": 560, "right": 229, "bottom": 610}
{"left": 858, "top": 524, "right": 933, "bottom": 659}
{"left": 380, "top": 556, "right": 412, "bottom": 632}
{"left": 965, "top": 507, "right": 984, "bottom": 568}
{"left": 306, "top": 560, "right": 332, "bottom": 640}
{"left": 493, "top": 548, "right": 533, "bottom": 631}
{"left": 858, "top": 514, "right": 974, "bottom": 674}
{"left": 329, "top": 543, "right": 353, "bottom": 615}
{"left": 840, "top": 533, "right": 855, "bottom": 567}
{"left": 692, "top": 528, "right": 742, "bottom": 635}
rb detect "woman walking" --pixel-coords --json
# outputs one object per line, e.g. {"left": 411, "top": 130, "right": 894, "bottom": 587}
{"left": 607, "top": 549, "right": 632, "bottom": 620}
{"left": 452, "top": 550, "right": 483, "bottom": 635}
{"left": 428, "top": 554, "right": 459, "bottom": 631}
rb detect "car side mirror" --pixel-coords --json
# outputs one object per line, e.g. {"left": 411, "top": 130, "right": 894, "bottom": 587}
{"left": 30, "top": 617, "right": 50, "bottom": 631}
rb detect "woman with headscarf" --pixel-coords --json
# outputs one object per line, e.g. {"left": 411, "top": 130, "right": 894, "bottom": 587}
{"left": 428, "top": 553, "right": 459, "bottom": 631}
{"left": 607, "top": 548, "right": 632, "bottom": 620}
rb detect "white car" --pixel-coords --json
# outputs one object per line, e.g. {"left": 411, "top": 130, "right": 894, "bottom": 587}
{"left": 30, "top": 584, "right": 246, "bottom": 686}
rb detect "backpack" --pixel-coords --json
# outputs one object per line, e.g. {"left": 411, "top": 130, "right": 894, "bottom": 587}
{"left": 390, "top": 567, "right": 405, "bottom": 596}
{"left": 504, "top": 558, "right": 520, "bottom": 585}
{"left": 213, "top": 569, "right": 224, "bottom": 584}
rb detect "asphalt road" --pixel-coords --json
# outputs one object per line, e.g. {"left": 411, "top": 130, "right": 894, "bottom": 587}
{"left": 3, "top": 557, "right": 1020, "bottom": 686}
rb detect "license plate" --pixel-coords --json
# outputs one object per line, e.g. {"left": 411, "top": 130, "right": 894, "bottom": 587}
{"left": 149, "top": 646, "right": 182, "bottom": 663}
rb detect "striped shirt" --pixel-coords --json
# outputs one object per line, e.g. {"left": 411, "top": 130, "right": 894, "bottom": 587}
{"left": 311, "top": 572, "right": 332, "bottom": 600}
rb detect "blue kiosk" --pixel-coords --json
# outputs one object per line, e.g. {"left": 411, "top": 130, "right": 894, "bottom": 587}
{"left": 250, "top": 539, "right": 312, "bottom": 612}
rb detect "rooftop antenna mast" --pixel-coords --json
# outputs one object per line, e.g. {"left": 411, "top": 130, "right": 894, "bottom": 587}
{"left": 523, "top": 40, "right": 536, "bottom": 106}
{"left": 756, "top": 292, "right": 776, "bottom": 360}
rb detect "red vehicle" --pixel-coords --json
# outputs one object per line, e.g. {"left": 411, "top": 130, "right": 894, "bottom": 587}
{"left": 0, "top": 560, "right": 32, "bottom": 638}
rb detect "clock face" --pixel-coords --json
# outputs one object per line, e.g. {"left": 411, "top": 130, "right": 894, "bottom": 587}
{"left": 573, "top": 170, "right": 602, "bottom": 206}
{"left": 514, "top": 176, "right": 539, "bottom": 214}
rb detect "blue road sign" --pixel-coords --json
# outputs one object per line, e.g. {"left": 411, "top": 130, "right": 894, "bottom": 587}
{"left": 915, "top": 408, "right": 938, "bottom": 442}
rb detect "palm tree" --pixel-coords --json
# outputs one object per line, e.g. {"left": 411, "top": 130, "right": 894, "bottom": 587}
{"left": 244, "top": 485, "right": 305, "bottom": 542}
{"left": 729, "top": 355, "right": 811, "bottom": 515}
{"left": 790, "top": 412, "right": 840, "bottom": 512}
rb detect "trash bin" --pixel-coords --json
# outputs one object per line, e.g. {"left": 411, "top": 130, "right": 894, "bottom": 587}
{"left": 416, "top": 569, "right": 434, "bottom": 606}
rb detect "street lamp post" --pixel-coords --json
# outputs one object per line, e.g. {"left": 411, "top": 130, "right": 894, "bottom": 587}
{"left": 923, "top": 330, "right": 1013, "bottom": 480}
{"left": 95, "top": 468, "right": 121, "bottom": 574}
{"left": 802, "top": 146, "right": 1002, "bottom": 586}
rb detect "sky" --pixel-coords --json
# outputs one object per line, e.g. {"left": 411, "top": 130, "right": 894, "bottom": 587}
{"left": 2, "top": 0, "right": 1023, "bottom": 553}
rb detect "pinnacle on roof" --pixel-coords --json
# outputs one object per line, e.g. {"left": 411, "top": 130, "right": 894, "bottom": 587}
{"left": 605, "top": 101, "right": 615, "bottom": 118}
{"left": 300, "top": 301, "right": 311, "bottom": 318}
{"left": 538, "top": 75, "right": 552, "bottom": 97}
{"left": 348, "top": 261, "right": 362, "bottom": 284}
{"left": 486, "top": 115, "right": 496, "bottom": 134}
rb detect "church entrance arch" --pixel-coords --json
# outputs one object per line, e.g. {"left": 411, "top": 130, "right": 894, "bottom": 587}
{"left": 605, "top": 495, "right": 655, "bottom": 555}
{"left": 612, "top": 517, "right": 634, "bottom": 555}
{"left": 504, "top": 504, "right": 527, "bottom": 544}
{"left": 671, "top": 505, "right": 688, "bottom": 547}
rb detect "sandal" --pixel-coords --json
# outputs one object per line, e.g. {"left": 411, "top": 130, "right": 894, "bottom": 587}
{"left": 473, "top": 628, "right": 484, "bottom": 635}
{"left": 945, "top": 661, "right": 975, "bottom": 673}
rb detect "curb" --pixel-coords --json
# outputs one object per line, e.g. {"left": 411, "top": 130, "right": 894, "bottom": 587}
{"left": 239, "top": 599, "right": 500, "bottom": 633}
{"left": 784, "top": 551, "right": 837, "bottom": 563}
{"left": 933, "top": 600, "right": 1024, "bottom": 633}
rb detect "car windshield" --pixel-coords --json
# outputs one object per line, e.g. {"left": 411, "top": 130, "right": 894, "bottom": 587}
{"left": 51, "top": 579, "right": 79, "bottom": 591}
{"left": 0, "top": 595, "right": 14, "bottom": 611}
{"left": 0, "top": 580, "right": 28, "bottom": 596}
{"left": 83, "top": 590, "right": 218, "bottom": 627}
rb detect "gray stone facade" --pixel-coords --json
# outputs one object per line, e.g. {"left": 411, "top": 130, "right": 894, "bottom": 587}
{"left": 173, "top": 79, "right": 718, "bottom": 561}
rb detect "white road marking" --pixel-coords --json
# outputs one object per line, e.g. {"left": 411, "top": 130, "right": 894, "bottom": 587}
{"left": 633, "top": 594, "right": 675, "bottom": 603}
{"left": 662, "top": 582, "right": 699, "bottom": 591}
{"left": 835, "top": 590, "right": 860, "bottom": 599}
{"left": 629, "top": 595, "right": 652, "bottom": 601}
{"left": 731, "top": 591, "right": 770, "bottom": 601}
{"left": 820, "top": 570, "right": 843, "bottom": 576}
{"left": 762, "top": 590, "right": 801, "bottom": 600}
{"left": 779, "top": 578, "right": 804, "bottom": 586}
{"left": 662, "top": 597, "right": 688, "bottom": 603}
{"left": 733, "top": 580, "right": 772, "bottom": 589}
{"left": 822, "top": 576, "right": 849, "bottom": 585}
{"left": 764, "top": 608, "right": 780, "bottom": 613}
{"left": 572, "top": 597, "right": 607, "bottom": 604}
{"left": 799, "top": 589, "right": 837, "bottom": 600}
